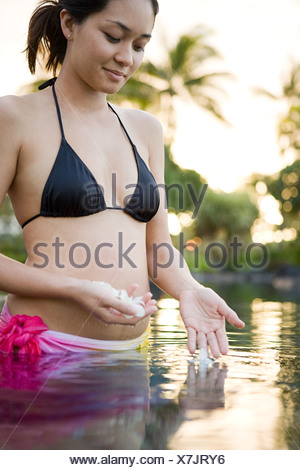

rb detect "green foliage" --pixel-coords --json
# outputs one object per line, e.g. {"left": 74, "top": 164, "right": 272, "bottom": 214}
{"left": 265, "top": 160, "right": 300, "bottom": 233}
{"left": 282, "top": 64, "right": 300, "bottom": 100}
{"left": 265, "top": 239, "right": 300, "bottom": 269}
{"left": 0, "top": 195, "right": 14, "bottom": 228}
{"left": 279, "top": 105, "right": 300, "bottom": 153}
{"left": 193, "top": 188, "right": 259, "bottom": 243}
{"left": 164, "top": 145, "right": 207, "bottom": 214}
{"left": 0, "top": 234, "right": 27, "bottom": 263}
{"left": 0, "top": 196, "right": 26, "bottom": 261}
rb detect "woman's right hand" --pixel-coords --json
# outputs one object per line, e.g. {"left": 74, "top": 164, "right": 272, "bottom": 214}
{"left": 69, "top": 279, "right": 157, "bottom": 325}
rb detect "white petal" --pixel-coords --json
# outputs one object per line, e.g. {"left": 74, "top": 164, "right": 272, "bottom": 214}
{"left": 134, "top": 305, "right": 146, "bottom": 317}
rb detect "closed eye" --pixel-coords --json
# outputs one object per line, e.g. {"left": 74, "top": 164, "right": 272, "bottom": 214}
{"left": 134, "top": 45, "right": 145, "bottom": 52}
{"left": 105, "top": 33, "right": 146, "bottom": 53}
{"left": 105, "top": 33, "right": 120, "bottom": 43}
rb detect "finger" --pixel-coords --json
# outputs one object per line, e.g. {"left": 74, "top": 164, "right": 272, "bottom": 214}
{"left": 187, "top": 327, "right": 197, "bottom": 354}
{"left": 197, "top": 331, "right": 207, "bottom": 352}
{"left": 141, "top": 292, "right": 153, "bottom": 304}
{"left": 99, "top": 305, "right": 151, "bottom": 325}
{"left": 143, "top": 305, "right": 157, "bottom": 316}
{"left": 110, "top": 303, "right": 156, "bottom": 318}
{"left": 215, "top": 328, "right": 229, "bottom": 355}
{"left": 144, "top": 304, "right": 158, "bottom": 315}
{"left": 126, "top": 283, "right": 139, "bottom": 297}
{"left": 109, "top": 299, "right": 156, "bottom": 319}
{"left": 109, "top": 308, "right": 124, "bottom": 316}
{"left": 103, "top": 297, "right": 138, "bottom": 316}
{"left": 218, "top": 301, "right": 245, "bottom": 329}
{"left": 144, "top": 299, "right": 157, "bottom": 310}
{"left": 93, "top": 307, "right": 136, "bottom": 325}
{"left": 207, "top": 332, "right": 220, "bottom": 359}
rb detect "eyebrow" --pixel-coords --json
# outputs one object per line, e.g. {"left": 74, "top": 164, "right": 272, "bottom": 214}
{"left": 106, "top": 20, "right": 152, "bottom": 39}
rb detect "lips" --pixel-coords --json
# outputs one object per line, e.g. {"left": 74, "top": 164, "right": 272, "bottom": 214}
{"left": 103, "top": 68, "right": 126, "bottom": 79}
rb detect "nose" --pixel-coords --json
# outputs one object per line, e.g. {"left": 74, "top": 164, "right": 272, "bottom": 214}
{"left": 114, "top": 43, "right": 134, "bottom": 67}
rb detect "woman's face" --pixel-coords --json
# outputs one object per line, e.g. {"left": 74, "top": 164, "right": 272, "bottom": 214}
{"left": 64, "top": 0, "right": 155, "bottom": 93}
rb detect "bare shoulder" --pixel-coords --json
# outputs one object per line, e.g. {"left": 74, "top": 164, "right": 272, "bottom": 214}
{"left": 0, "top": 95, "right": 28, "bottom": 157}
{"left": 113, "top": 105, "right": 163, "bottom": 147}
{"left": 0, "top": 92, "right": 36, "bottom": 132}
{"left": 0, "top": 91, "right": 50, "bottom": 143}
{"left": 0, "top": 94, "right": 23, "bottom": 125}
{"left": 129, "top": 107, "right": 163, "bottom": 136}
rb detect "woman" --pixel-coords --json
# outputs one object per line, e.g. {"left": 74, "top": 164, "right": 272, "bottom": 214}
{"left": 0, "top": 0, "right": 244, "bottom": 357}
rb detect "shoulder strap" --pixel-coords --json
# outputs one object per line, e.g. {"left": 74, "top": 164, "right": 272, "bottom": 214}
{"left": 107, "top": 102, "right": 135, "bottom": 148}
{"left": 52, "top": 83, "right": 65, "bottom": 139}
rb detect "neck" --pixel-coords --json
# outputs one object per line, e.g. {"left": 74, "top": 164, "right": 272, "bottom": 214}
{"left": 54, "top": 70, "right": 109, "bottom": 113}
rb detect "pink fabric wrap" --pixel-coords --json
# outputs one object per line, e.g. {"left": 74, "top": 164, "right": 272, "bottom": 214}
{"left": 0, "top": 308, "right": 48, "bottom": 355}
{"left": 0, "top": 303, "right": 149, "bottom": 355}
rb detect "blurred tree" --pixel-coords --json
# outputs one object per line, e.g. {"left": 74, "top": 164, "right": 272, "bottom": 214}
{"left": 254, "top": 64, "right": 300, "bottom": 159}
{"left": 253, "top": 63, "right": 300, "bottom": 235}
{"left": 264, "top": 160, "right": 300, "bottom": 234}
{"left": 0, "top": 196, "right": 26, "bottom": 263}
{"left": 0, "top": 196, "right": 15, "bottom": 231}
{"left": 164, "top": 145, "right": 207, "bottom": 214}
{"left": 254, "top": 63, "right": 300, "bottom": 160}
{"left": 193, "top": 187, "right": 259, "bottom": 243}
{"left": 277, "top": 64, "right": 300, "bottom": 157}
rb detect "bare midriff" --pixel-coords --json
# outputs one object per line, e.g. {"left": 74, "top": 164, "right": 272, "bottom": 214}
{"left": 7, "top": 210, "right": 150, "bottom": 341}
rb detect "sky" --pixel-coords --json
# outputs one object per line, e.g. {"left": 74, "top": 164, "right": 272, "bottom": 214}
{"left": 1, "top": 0, "right": 300, "bottom": 192}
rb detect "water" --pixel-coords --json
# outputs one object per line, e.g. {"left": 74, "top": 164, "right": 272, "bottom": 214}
{"left": 0, "top": 283, "right": 299, "bottom": 450}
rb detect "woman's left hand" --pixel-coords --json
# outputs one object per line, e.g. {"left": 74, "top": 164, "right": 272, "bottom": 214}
{"left": 179, "top": 286, "right": 245, "bottom": 358}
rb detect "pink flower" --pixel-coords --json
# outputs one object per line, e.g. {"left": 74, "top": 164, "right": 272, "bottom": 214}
{"left": 0, "top": 314, "right": 48, "bottom": 355}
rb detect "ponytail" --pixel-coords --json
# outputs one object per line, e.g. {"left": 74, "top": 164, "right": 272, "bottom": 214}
{"left": 25, "top": 1, "right": 66, "bottom": 75}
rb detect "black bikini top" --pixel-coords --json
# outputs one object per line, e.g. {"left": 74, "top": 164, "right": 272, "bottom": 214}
{"left": 21, "top": 80, "right": 160, "bottom": 229}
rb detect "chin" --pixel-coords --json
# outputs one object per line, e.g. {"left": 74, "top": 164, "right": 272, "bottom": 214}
{"left": 102, "top": 84, "right": 126, "bottom": 95}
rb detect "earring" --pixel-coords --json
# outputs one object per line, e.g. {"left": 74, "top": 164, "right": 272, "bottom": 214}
{"left": 67, "top": 34, "right": 71, "bottom": 38}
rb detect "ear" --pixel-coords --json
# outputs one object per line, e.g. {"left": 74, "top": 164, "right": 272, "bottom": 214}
{"left": 60, "top": 9, "right": 75, "bottom": 40}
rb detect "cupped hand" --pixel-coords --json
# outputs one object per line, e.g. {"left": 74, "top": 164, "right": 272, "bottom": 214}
{"left": 73, "top": 280, "right": 157, "bottom": 326}
{"left": 179, "top": 285, "right": 245, "bottom": 358}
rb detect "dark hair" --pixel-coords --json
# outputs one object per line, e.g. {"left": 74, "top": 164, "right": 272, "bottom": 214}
{"left": 25, "top": 0, "right": 159, "bottom": 75}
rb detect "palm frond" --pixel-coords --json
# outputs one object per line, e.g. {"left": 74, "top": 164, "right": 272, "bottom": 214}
{"left": 252, "top": 86, "right": 279, "bottom": 99}
{"left": 193, "top": 94, "right": 230, "bottom": 124}
{"left": 184, "top": 72, "right": 232, "bottom": 88}
{"left": 169, "top": 35, "right": 199, "bottom": 73}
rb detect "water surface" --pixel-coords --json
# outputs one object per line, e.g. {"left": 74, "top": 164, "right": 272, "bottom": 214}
{"left": 0, "top": 284, "right": 299, "bottom": 450}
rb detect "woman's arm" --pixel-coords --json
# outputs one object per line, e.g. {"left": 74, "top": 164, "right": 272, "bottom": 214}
{"left": 145, "top": 114, "right": 245, "bottom": 357}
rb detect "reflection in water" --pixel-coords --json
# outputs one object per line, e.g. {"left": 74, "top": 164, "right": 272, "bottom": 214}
{"left": 0, "top": 287, "right": 299, "bottom": 450}
{"left": 0, "top": 350, "right": 150, "bottom": 450}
